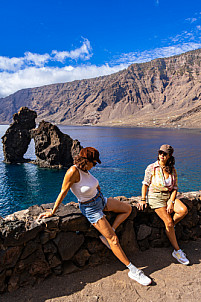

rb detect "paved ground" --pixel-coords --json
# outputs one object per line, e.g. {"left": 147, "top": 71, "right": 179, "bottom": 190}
{"left": 2, "top": 239, "right": 201, "bottom": 302}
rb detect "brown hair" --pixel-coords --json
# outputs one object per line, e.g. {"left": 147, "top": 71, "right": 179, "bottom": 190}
{"left": 158, "top": 153, "right": 175, "bottom": 174}
{"left": 73, "top": 155, "right": 88, "bottom": 171}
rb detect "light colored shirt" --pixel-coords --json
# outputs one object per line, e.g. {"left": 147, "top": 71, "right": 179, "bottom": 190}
{"left": 142, "top": 161, "right": 178, "bottom": 193}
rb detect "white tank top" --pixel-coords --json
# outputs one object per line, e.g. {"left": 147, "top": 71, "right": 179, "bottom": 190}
{"left": 70, "top": 166, "right": 99, "bottom": 203}
{"left": 164, "top": 175, "right": 172, "bottom": 187}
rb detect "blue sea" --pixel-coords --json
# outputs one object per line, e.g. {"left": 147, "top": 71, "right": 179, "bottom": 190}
{"left": 0, "top": 125, "right": 200, "bottom": 217}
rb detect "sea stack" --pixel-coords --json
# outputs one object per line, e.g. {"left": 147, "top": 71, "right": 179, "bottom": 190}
{"left": 1, "top": 107, "right": 37, "bottom": 163}
{"left": 31, "top": 120, "right": 82, "bottom": 168}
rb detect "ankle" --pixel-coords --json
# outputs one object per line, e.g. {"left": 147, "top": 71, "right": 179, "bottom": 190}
{"left": 127, "top": 262, "right": 138, "bottom": 273}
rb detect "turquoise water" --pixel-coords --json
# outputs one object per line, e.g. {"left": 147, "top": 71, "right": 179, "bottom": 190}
{"left": 0, "top": 125, "right": 200, "bottom": 217}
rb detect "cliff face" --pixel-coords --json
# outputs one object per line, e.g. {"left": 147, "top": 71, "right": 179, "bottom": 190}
{"left": 0, "top": 49, "right": 201, "bottom": 128}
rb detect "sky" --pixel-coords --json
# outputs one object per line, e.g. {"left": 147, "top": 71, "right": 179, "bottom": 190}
{"left": 0, "top": 0, "right": 201, "bottom": 98}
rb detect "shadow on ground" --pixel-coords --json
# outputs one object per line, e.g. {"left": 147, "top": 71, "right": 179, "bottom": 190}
{"left": 2, "top": 239, "right": 201, "bottom": 302}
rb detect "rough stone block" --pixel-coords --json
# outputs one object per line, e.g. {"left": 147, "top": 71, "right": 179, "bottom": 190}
{"left": 74, "top": 249, "right": 91, "bottom": 267}
{"left": 87, "top": 239, "right": 105, "bottom": 254}
{"left": 54, "top": 232, "right": 84, "bottom": 261}
{"left": 58, "top": 204, "right": 90, "bottom": 232}
{"left": 47, "top": 254, "right": 61, "bottom": 268}
{"left": 137, "top": 224, "right": 152, "bottom": 241}
{"left": 43, "top": 241, "right": 57, "bottom": 254}
{"left": 0, "top": 246, "right": 22, "bottom": 271}
{"left": 20, "top": 240, "right": 40, "bottom": 260}
{"left": 63, "top": 261, "right": 79, "bottom": 275}
{"left": 0, "top": 270, "right": 6, "bottom": 293}
{"left": 120, "top": 220, "right": 139, "bottom": 254}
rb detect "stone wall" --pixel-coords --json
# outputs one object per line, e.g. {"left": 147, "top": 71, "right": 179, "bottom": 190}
{"left": 0, "top": 191, "right": 200, "bottom": 293}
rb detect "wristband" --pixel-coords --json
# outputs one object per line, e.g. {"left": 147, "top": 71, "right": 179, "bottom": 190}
{"left": 141, "top": 198, "right": 146, "bottom": 201}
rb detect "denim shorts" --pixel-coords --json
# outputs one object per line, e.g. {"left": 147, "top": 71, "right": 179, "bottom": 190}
{"left": 79, "top": 192, "right": 107, "bottom": 224}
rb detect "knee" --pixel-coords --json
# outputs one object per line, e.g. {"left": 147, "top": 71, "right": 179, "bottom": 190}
{"left": 165, "top": 219, "right": 174, "bottom": 230}
{"left": 182, "top": 205, "right": 188, "bottom": 217}
{"left": 127, "top": 204, "right": 132, "bottom": 215}
{"left": 178, "top": 204, "right": 188, "bottom": 217}
{"left": 107, "top": 234, "right": 120, "bottom": 247}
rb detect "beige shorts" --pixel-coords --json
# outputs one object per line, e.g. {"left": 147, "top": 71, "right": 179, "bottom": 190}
{"left": 148, "top": 191, "right": 170, "bottom": 209}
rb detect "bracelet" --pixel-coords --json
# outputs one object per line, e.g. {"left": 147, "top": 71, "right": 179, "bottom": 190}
{"left": 141, "top": 198, "right": 146, "bottom": 201}
{"left": 168, "top": 199, "right": 175, "bottom": 204}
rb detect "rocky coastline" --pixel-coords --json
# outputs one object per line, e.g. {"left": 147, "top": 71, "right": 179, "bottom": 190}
{"left": 0, "top": 191, "right": 200, "bottom": 293}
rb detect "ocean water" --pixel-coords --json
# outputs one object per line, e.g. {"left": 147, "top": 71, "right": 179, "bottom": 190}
{"left": 0, "top": 125, "right": 200, "bottom": 217}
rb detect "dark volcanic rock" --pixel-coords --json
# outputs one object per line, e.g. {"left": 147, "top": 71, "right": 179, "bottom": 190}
{"left": 1, "top": 107, "right": 37, "bottom": 163}
{"left": 31, "top": 120, "right": 82, "bottom": 168}
{"left": 53, "top": 232, "right": 84, "bottom": 261}
{"left": 0, "top": 191, "right": 200, "bottom": 293}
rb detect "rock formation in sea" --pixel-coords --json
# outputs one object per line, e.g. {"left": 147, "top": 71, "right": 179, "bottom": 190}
{"left": 0, "top": 49, "right": 201, "bottom": 128}
{"left": 1, "top": 107, "right": 82, "bottom": 168}
{"left": 1, "top": 107, "right": 37, "bottom": 163}
{"left": 31, "top": 120, "right": 82, "bottom": 168}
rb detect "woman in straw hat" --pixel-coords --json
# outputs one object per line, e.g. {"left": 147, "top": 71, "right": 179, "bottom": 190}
{"left": 39, "top": 147, "right": 152, "bottom": 286}
{"left": 138, "top": 144, "right": 189, "bottom": 265}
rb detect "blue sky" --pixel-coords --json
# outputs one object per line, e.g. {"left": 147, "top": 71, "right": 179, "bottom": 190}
{"left": 0, "top": 0, "right": 201, "bottom": 97}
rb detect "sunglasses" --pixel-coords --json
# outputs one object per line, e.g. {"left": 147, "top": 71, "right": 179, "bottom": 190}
{"left": 87, "top": 159, "right": 97, "bottom": 166}
{"left": 159, "top": 151, "right": 168, "bottom": 156}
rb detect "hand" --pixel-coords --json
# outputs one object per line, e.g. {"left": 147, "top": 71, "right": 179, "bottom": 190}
{"left": 38, "top": 209, "right": 53, "bottom": 220}
{"left": 166, "top": 200, "right": 174, "bottom": 214}
{"left": 137, "top": 200, "right": 147, "bottom": 211}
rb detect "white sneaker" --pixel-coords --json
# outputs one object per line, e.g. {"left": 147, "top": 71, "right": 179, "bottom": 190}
{"left": 128, "top": 269, "right": 152, "bottom": 286}
{"left": 172, "top": 249, "right": 190, "bottom": 265}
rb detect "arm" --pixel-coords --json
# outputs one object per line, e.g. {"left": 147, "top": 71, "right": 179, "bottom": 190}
{"left": 167, "top": 168, "right": 178, "bottom": 214}
{"left": 137, "top": 164, "right": 152, "bottom": 210}
{"left": 38, "top": 166, "right": 79, "bottom": 219}
{"left": 166, "top": 189, "right": 177, "bottom": 214}
{"left": 137, "top": 184, "right": 149, "bottom": 210}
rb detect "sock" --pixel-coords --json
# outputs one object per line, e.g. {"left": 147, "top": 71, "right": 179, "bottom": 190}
{"left": 127, "top": 262, "right": 138, "bottom": 274}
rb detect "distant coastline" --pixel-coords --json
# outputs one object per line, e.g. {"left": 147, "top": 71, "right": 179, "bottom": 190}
{"left": 0, "top": 49, "right": 201, "bottom": 129}
{"left": 1, "top": 122, "right": 201, "bottom": 134}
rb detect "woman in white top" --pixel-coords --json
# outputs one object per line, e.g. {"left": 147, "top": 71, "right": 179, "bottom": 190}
{"left": 39, "top": 147, "right": 151, "bottom": 286}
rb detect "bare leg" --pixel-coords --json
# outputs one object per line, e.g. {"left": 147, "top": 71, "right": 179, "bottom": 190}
{"left": 173, "top": 199, "right": 188, "bottom": 225}
{"left": 104, "top": 197, "right": 132, "bottom": 230}
{"left": 155, "top": 206, "right": 180, "bottom": 251}
{"left": 93, "top": 216, "right": 130, "bottom": 266}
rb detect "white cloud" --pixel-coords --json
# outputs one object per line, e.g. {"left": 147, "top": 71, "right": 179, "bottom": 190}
{"left": 0, "top": 56, "right": 24, "bottom": 72}
{"left": 0, "top": 38, "right": 92, "bottom": 72}
{"left": 0, "top": 28, "right": 201, "bottom": 99}
{"left": 52, "top": 38, "right": 93, "bottom": 62}
{"left": 0, "top": 64, "right": 126, "bottom": 98}
{"left": 186, "top": 17, "right": 197, "bottom": 23}
{"left": 24, "top": 52, "right": 50, "bottom": 66}
{"left": 112, "top": 43, "right": 201, "bottom": 65}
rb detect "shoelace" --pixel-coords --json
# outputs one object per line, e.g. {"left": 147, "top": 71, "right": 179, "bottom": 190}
{"left": 135, "top": 269, "right": 144, "bottom": 277}
{"left": 180, "top": 250, "right": 187, "bottom": 257}
{"left": 176, "top": 250, "right": 186, "bottom": 258}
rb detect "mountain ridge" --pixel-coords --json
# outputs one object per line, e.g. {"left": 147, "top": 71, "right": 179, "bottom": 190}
{"left": 0, "top": 48, "right": 201, "bottom": 128}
